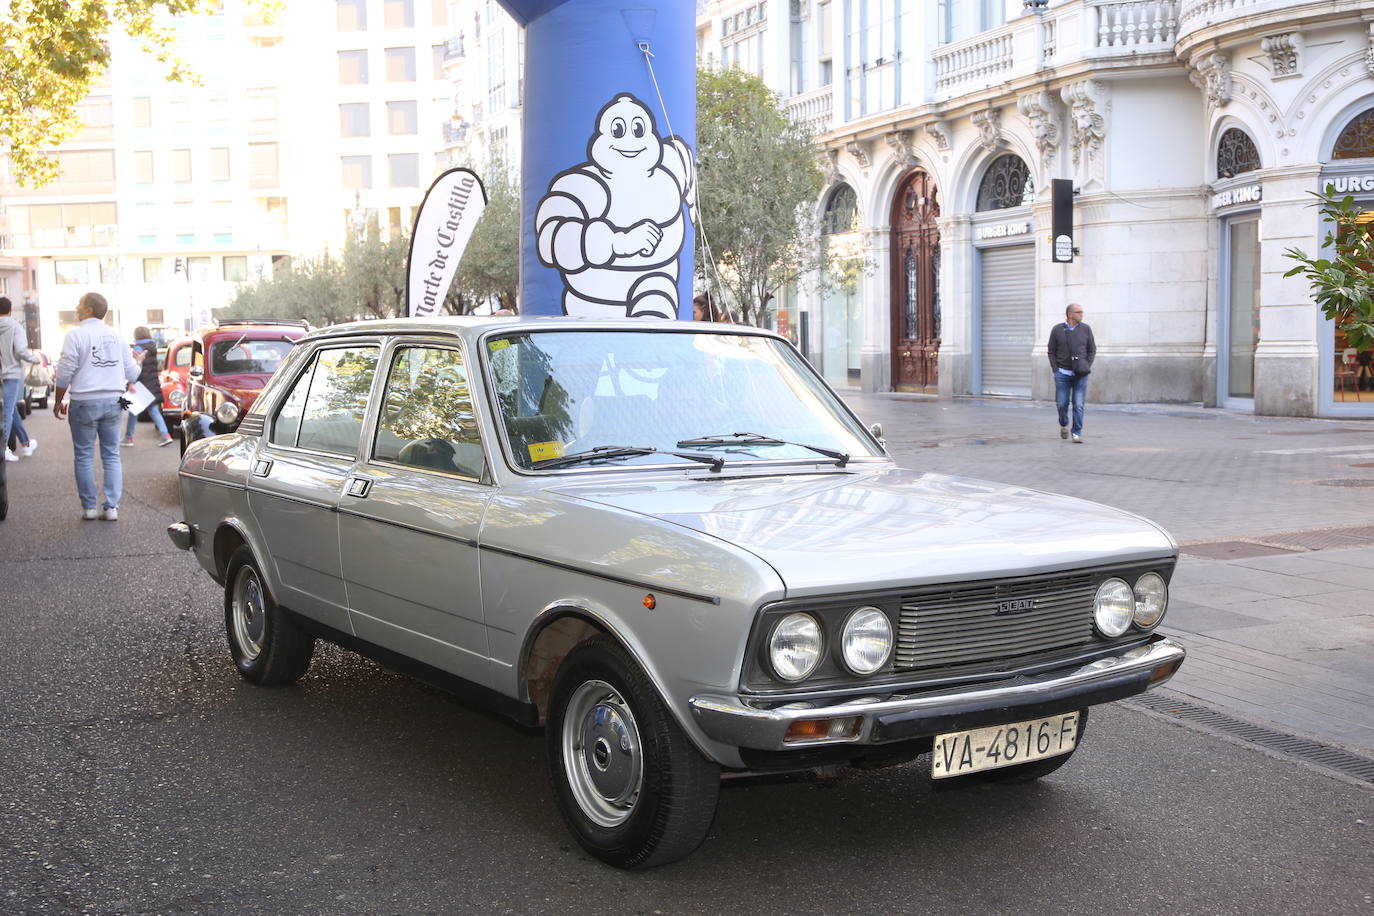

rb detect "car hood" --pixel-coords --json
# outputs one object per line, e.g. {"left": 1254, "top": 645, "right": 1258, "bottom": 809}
{"left": 550, "top": 465, "right": 1176, "bottom": 596}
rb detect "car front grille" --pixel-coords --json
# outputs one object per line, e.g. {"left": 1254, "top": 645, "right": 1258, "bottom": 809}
{"left": 895, "top": 571, "right": 1099, "bottom": 671}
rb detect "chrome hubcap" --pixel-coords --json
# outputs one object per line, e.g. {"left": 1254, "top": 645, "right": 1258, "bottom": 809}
{"left": 232, "top": 567, "right": 265, "bottom": 660}
{"left": 562, "top": 679, "right": 643, "bottom": 827}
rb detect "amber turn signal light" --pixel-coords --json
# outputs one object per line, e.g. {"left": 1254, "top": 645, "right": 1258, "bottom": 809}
{"left": 784, "top": 716, "right": 861, "bottom": 743}
{"left": 643, "top": 594, "right": 656, "bottom": 610}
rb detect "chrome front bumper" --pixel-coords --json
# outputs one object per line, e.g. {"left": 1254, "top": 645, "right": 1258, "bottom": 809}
{"left": 689, "top": 636, "right": 1185, "bottom": 752}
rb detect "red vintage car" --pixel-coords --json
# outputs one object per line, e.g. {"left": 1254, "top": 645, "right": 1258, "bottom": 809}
{"left": 172, "top": 319, "right": 309, "bottom": 451}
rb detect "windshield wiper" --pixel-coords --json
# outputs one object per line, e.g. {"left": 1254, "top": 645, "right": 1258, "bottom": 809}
{"left": 531, "top": 445, "right": 724, "bottom": 472}
{"left": 675, "top": 431, "right": 849, "bottom": 467}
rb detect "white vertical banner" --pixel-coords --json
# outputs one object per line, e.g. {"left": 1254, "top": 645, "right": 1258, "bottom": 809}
{"left": 406, "top": 167, "right": 488, "bottom": 318}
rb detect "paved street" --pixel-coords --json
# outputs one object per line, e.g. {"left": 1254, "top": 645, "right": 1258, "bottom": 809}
{"left": 2, "top": 404, "right": 1373, "bottom": 914}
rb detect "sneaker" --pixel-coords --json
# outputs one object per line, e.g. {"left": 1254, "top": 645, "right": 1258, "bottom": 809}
{"left": 82, "top": 507, "right": 99, "bottom": 520}
{"left": 3, "top": 448, "right": 15, "bottom": 462}
{"left": 121, "top": 438, "right": 135, "bottom": 447}
{"left": 1072, "top": 434, "right": 1083, "bottom": 443}
{"left": 20, "top": 437, "right": 37, "bottom": 457}
{"left": 100, "top": 506, "right": 119, "bottom": 521}
{"left": 1059, "top": 426, "right": 1069, "bottom": 440}
{"left": 158, "top": 435, "right": 175, "bottom": 447}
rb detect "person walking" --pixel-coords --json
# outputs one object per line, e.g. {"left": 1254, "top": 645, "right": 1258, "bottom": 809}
{"left": 1, "top": 295, "right": 35, "bottom": 462}
{"left": 53, "top": 292, "right": 140, "bottom": 520}
{"left": 122, "top": 326, "right": 174, "bottom": 447}
{"left": 1047, "top": 303, "right": 1096, "bottom": 443}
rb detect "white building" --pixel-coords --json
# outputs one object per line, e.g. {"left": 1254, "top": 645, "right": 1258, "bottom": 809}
{"left": 694, "top": 0, "right": 1374, "bottom": 418}
{"left": 441, "top": 1, "right": 525, "bottom": 172}
{"left": 0, "top": 0, "right": 455, "bottom": 352}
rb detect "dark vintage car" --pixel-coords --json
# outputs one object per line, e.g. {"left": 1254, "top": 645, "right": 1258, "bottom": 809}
{"left": 177, "top": 319, "right": 308, "bottom": 452}
{"left": 169, "top": 316, "right": 1185, "bottom": 869}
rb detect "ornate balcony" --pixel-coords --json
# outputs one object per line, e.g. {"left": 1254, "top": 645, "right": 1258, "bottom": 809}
{"left": 785, "top": 86, "right": 835, "bottom": 134}
{"left": 929, "top": 0, "right": 1181, "bottom": 105}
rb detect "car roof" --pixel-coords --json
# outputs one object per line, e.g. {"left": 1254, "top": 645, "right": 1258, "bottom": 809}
{"left": 300, "top": 315, "right": 780, "bottom": 344}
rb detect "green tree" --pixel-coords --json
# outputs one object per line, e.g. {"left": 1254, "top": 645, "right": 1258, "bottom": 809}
{"left": 0, "top": 0, "right": 269, "bottom": 186}
{"left": 695, "top": 66, "right": 826, "bottom": 327}
{"left": 1284, "top": 186, "right": 1374, "bottom": 349}
{"left": 455, "top": 160, "right": 520, "bottom": 313}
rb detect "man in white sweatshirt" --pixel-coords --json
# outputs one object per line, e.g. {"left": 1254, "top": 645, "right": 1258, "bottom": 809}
{"left": 0, "top": 295, "right": 35, "bottom": 461}
{"left": 53, "top": 292, "right": 140, "bottom": 520}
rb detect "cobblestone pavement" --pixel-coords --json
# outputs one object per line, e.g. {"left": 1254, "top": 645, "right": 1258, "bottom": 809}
{"left": 841, "top": 392, "right": 1374, "bottom": 758}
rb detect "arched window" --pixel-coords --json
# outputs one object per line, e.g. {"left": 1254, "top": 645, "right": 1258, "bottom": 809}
{"left": 822, "top": 184, "right": 859, "bottom": 235}
{"left": 976, "top": 154, "right": 1033, "bottom": 211}
{"left": 1216, "top": 128, "right": 1260, "bottom": 178}
{"left": 1333, "top": 107, "right": 1374, "bottom": 159}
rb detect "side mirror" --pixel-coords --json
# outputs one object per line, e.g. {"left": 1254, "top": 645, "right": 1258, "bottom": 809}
{"left": 869, "top": 422, "right": 887, "bottom": 450}
{"left": 189, "top": 366, "right": 204, "bottom": 380}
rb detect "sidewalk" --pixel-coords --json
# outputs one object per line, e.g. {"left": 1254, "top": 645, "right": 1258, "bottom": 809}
{"left": 840, "top": 391, "right": 1374, "bottom": 757}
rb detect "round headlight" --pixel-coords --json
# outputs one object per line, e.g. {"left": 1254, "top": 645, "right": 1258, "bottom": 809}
{"left": 841, "top": 606, "right": 893, "bottom": 676}
{"left": 1093, "top": 578, "right": 1134, "bottom": 637}
{"left": 169, "top": 389, "right": 186, "bottom": 407}
{"left": 214, "top": 401, "right": 241, "bottom": 426}
{"left": 1133, "top": 572, "right": 1168, "bottom": 628}
{"left": 768, "top": 613, "right": 823, "bottom": 682}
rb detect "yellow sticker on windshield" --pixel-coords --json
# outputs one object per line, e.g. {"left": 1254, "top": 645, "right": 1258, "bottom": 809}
{"left": 489, "top": 339, "right": 511, "bottom": 351}
{"left": 528, "top": 441, "right": 565, "bottom": 462}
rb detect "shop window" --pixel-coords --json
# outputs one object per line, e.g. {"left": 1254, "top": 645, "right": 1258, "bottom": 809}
{"left": 822, "top": 184, "right": 859, "bottom": 235}
{"left": 1216, "top": 128, "right": 1260, "bottom": 178}
{"left": 976, "top": 154, "right": 1033, "bottom": 210}
{"left": 1332, "top": 108, "right": 1374, "bottom": 159}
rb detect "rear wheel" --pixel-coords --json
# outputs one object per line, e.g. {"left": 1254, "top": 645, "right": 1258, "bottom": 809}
{"left": 223, "top": 546, "right": 314, "bottom": 685}
{"left": 546, "top": 636, "right": 720, "bottom": 869}
{"left": 971, "top": 709, "right": 1088, "bottom": 784}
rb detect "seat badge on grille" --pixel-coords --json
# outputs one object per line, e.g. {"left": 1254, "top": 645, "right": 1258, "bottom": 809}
{"left": 996, "top": 597, "right": 1038, "bottom": 615}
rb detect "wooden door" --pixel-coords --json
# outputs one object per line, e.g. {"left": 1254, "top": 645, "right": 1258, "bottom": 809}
{"left": 891, "top": 171, "right": 941, "bottom": 391}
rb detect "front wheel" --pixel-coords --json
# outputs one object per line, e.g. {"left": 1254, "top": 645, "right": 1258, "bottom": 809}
{"left": 223, "top": 546, "right": 315, "bottom": 685}
{"left": 546, "top": 636, "right": 720, "bottom": 869}
{"left": 971, "top": 709, "right": 1089, "bottom": 784}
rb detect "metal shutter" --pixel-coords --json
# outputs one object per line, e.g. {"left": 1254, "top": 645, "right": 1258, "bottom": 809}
{"left": 979, "top": 245, "right": 1036, "bottom": 397}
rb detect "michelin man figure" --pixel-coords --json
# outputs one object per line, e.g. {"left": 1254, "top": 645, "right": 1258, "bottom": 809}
{"left": 535, "top": 94, "right": 695, "bottom": 319}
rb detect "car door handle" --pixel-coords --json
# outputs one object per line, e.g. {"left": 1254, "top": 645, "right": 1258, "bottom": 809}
{"left": 252, "top": 458, "right": 273, "bottom": 477}
{"left": 346, "top": 476, "right": 373, "bottom": 498}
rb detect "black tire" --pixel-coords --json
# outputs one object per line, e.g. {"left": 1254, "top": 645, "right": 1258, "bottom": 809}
{"left": 546, "top": 636, "right": 720, "bottom": 869}
{"left": 223, "top": 545, "right": 315, "bottom": 685}
{"left": 33, "top": 394, "right": 47, "bottom": 410}
{"left": 971, "top": 708, "right": 1089, "bottom": 785}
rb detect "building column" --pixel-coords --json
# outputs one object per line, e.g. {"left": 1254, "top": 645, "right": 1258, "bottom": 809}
{"left": 937, "top": 214, "right": 972, "bottom": 398}
{"left": 860, "top": 224, "right": 890, "bottom": 392}
{"left": 1254, "top": 164, "right": 1324, "bottom": 417}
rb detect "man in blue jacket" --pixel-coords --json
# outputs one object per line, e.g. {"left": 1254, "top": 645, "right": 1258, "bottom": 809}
{"left": 1047, "top": 303, "right": 1095, "bottom": 443}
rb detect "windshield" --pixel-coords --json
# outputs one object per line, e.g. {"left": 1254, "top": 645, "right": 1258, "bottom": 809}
{"left": 485, "top": 330, "right": 881, "bottom": 471}
{"left": 210, "top": 338, "right": 294, "bottom": 375}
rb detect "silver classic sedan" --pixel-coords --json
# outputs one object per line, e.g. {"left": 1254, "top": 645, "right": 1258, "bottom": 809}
{"left": 169, "top": 316, "right": 1184, "bottom": 868}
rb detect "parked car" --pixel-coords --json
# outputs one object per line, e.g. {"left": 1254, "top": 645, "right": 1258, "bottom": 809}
{"left": 169, "top": 317, "right": 1185, "bottom": 869}
{"left": 159, "top": 335, "right": 195, "bottom": 430}
{"left": 24, "top": 350, "right": 54, "bottom": 409}
{"left": 176, "top": 318, "right": 308, "bottom": 451}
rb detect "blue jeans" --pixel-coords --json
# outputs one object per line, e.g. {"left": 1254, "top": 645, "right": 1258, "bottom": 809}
{"left": 11, "top": 402, "right": 28, "bottom": 447}
{"left": 70, "top": 398, "right": 124, "bottom": 510}
{"left": 1, "top": 377, "right": 19, "bottom": 449}
{"left": 125, "top": 397, "right": 169, "bottom": 438}
{"left": 1054, "top": 372, "right": 1088, "bottom": 436}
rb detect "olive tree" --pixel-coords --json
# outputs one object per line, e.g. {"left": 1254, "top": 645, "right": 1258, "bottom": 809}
{"left": 694, "top": 66, "right": 826, "bottom": 327}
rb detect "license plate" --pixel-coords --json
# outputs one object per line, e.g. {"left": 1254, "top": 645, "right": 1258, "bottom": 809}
{"left": 931, "top": 712, "right": 1080, "bottom": 779}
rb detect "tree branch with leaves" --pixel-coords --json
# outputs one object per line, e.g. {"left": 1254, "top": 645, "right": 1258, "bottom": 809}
{"left": 1283, "top": 186, "right": 1374, "bottom": 349}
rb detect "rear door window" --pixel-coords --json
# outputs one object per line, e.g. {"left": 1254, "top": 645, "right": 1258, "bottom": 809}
{"left": 295, "top": 346, "right": 380, "bottom": 456}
